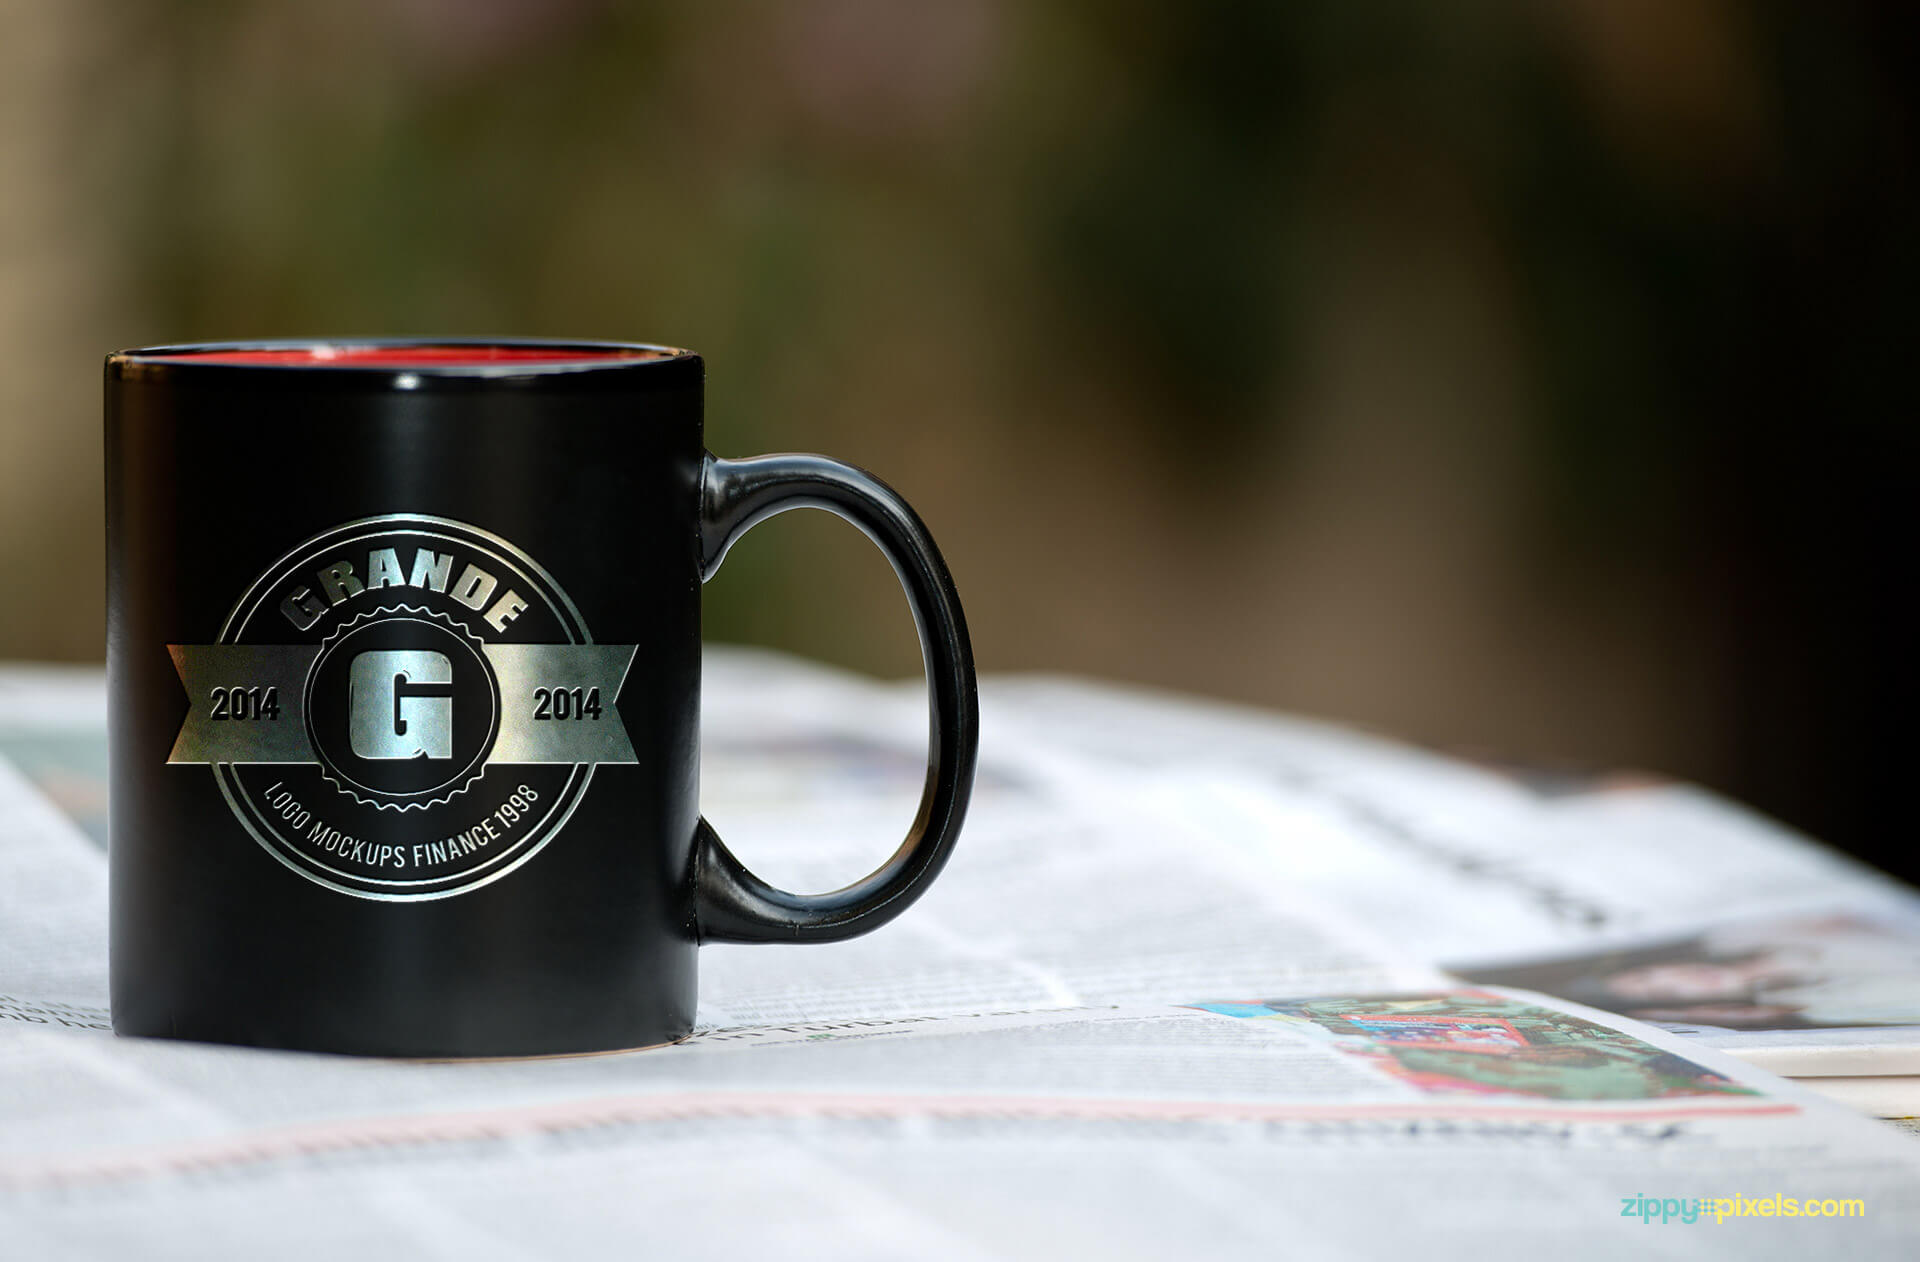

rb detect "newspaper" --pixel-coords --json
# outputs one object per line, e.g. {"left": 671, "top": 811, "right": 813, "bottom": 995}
{"left": 974, "top": 675, "right": 1920, "bottom": 1075}
{"left": 7, "top": 982, "right": 1920, "bottom": 1257}
{"left": 5, "top": 653, "right": 1920, "bottom": 1256}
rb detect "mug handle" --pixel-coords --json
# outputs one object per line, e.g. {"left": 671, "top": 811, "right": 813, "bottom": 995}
{"left": 693, "top": 452, "right": 979, "bottom": 943}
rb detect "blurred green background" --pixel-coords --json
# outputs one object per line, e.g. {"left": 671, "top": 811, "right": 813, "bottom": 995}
{"left": 3, "top": 1, "right": 1915, "bottom": 875}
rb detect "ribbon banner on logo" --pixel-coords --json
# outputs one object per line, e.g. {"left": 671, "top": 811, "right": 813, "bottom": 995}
{"left": 167, "top": 643, "right": 640, "bottom": 767}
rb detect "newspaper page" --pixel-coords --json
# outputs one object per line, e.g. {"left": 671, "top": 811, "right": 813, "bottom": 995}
{"left": 5, "top": 656, "right": 1920, "bottom": 1256}
{"left": 4, "top": 982, "right": 1920, "bottom": 1258}
{"left": 978, "top": 674, "right": 1920, "bottom": 1071}
{"left": 695, "top": 687, "right": 1440, "bottom": 1024}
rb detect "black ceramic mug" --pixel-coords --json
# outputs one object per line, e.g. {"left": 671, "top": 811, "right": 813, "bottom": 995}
{"left": 105, "top": 338, "right": 976, "bottom": 1057}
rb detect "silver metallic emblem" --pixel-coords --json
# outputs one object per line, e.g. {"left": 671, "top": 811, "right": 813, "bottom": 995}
{"left": 167, "top": 514, "right": 639, "bottom": 902}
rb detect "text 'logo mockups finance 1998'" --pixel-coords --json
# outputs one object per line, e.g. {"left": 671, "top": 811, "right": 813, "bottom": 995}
{"left": 167, "top": 515, "right": 638, "bottom": 901}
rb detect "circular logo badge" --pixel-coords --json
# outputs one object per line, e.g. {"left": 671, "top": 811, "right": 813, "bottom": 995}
{"left": 167, "top": 515, "right": 638, "bottom": 901}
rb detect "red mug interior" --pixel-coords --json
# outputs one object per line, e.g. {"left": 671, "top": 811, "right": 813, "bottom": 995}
{"left": 134, "top": 344, "right": 675, "bottom": 369}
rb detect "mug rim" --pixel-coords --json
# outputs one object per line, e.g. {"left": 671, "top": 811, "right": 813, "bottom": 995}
{"left": 106, "top": 337, "right": 702, "bottom": 391}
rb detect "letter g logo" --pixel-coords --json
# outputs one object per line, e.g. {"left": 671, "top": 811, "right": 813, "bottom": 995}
{"left": 169, "top": 515, "right": 636, "bottom": 899}
{"left": 348, "top": 650, "right": 454, "bottom": 760}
